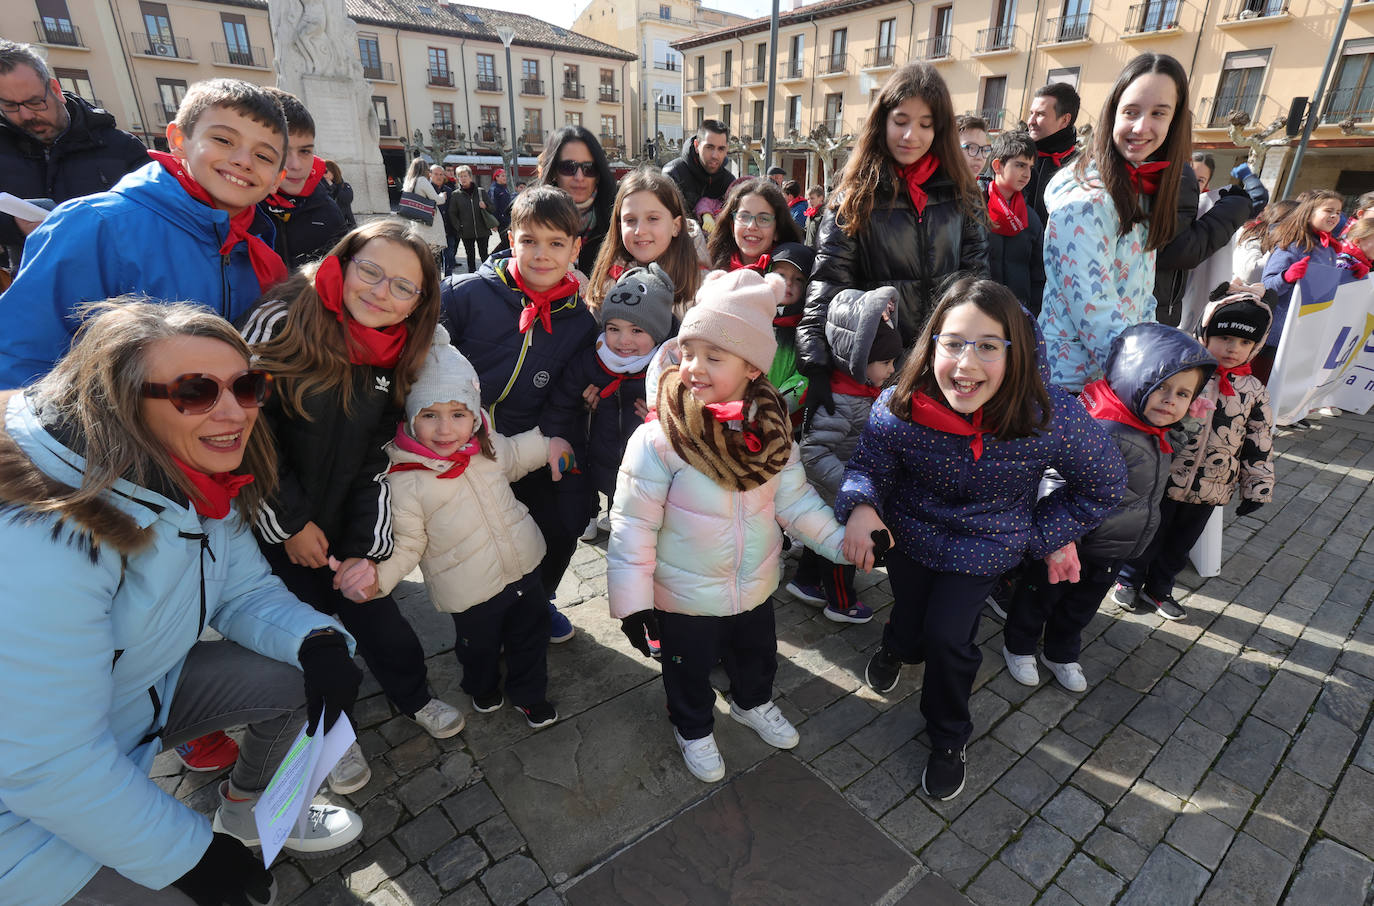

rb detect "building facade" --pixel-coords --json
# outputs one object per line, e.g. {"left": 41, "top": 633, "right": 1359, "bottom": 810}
{"left": 672, "top": 0, "right": 1374, "bottom": 198}
{"left": 9, "top": 0, "right": 635, "bottom": 185}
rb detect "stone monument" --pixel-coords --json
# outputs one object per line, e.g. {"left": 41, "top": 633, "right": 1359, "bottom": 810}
{"left": 270, "top": 0, "right": 389, "bottom": 214}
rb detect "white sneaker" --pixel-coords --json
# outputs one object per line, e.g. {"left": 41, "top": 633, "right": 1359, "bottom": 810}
{"left": 1040, "top": 654, "right": 1087, "bottom": 692}
{"left": 674, "top": 728, "right": 726, "bottom": 782}
{"left": 412, "top": 698, "right": 465, "bottom": 739}
{"left": 213, "top": 780, "right": 363, "bottom": 856}
{"left": 579, "top": 517, "right": 599, "bottom": 542}
{"left": 729, "top": 699, "right": 799, "bottom": 749}
{"left": 1002, "top": 646, "right": 1040, "bottom": 686}
{"left": 1318, "top": 406, "right": 1342, "bottom": 417}
{"left": 327, "top": 740, "right": 371, "bottom": 795}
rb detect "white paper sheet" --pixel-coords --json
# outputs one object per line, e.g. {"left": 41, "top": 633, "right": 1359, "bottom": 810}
{"left": 252, "top": 715, "right": 356, "bottom": 866}
{"left": 0, "top": 193, "right": 50, "bottom": 222}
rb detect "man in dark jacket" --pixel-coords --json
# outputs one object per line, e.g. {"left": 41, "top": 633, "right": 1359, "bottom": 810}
{"left": 259, "top": 88, "right": 347, "bottom": 268}
{"left": 432, "top": 164, "right": 456, "bottom": 275}
{"left": 1025, "top": 82, "right": 1080, "bottom": 226}
{"left": 0, "top": 40, "right": 147, "bottom": 267}
{"left": 1151, "top": 165, "right": 1256, "bottom": 328}
{"left": 663, "top": 120, "right": 733, "bottom": 220}
{"left": 489, "top": 167, "right": 512, "bottom": 253}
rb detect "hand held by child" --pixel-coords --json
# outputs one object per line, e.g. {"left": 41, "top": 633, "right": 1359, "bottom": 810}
{"left": 1044, "top": 542, "right": 1080, "bottom": 584}
{"left": 286, "top": 521, "right": 330, "bottom": 569}
{"left": 547, "top": 437, "right": 574, "bottom": 482}
{"left": 843, "top": 504, "right": 892, "bottom": 573}
{"left": 619, "top": 610, "right": 660, "bottom": 658}
{"left": 329, "top": 556, "right": 379, "bottom": 602}
{"left": 1283, "top": 256, "right": 1311, "bottom": 284}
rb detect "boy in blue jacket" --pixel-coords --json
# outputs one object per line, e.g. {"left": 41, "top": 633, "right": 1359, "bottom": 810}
{"left": 0, "top": 78, "right": 288, "bottom": 387}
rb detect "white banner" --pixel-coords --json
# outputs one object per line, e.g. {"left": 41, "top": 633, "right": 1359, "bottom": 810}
{"left": 1268, "top": 263, "right": 1374, "bottom": 426}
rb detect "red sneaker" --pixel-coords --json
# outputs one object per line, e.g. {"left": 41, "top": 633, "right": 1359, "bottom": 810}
{"left": 175, "top": 730, "right": 239, "bottom": 772}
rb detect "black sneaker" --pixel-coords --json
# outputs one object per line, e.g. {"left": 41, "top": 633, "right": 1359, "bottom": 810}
{"left": 472, "top": 690, "right": 504, "bottom": 713}
{"left": 865, "top": 648, "right": 902, "bottom": 695}
{"left": 1143, "top": 592, "right": 1187, "bottom": 621}
{"left": 518, "top": 701, "right": 558, "bottom": 729}
{"left": 923, "top": 745, "right": 967, "bottom": 801}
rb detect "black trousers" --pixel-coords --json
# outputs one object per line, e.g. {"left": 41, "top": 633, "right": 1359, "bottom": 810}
{"left": 795, "top": 547, "right": 858, "bottom": 608}
{"left": 1119, "top": 498, "right": 1215, "bottom": 601}
{"left": 883, "top": 550, "right": 997, "bottom": 750}
{"left": 658, "top": 603, "right": 777, "bottom": 740}
{"left": 260, "top": 543, "right": 431, "bottom": 715}
{"left": 1004, "top": 556, "right": 1120, "bottom": 664}
{"left": 461, "top": 235, "right": 489, "bottom": 273}
{"left": 451, "top": 571, "right": 550, "bottom": 706}
{"left": 511, "top": 467, "right": 591, "bottom": 602}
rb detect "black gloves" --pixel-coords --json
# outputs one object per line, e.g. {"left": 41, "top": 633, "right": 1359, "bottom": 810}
{"left": 802, "top": 365, "right": 835, "bottom": 421}
{"left": 620, "top": 610, "right": 661, "bottom": 658}
{"left": 299, "top": 630, "right": 362, "bottom": 735}
{"left": 1236, "top": 500, "right": 1264, "bottom": 518}
{"left": 171, "top": 832, "right": 273, "bottom": 906}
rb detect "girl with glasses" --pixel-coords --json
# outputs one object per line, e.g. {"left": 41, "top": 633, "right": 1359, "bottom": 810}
{"left": 536, "top": 125, "right": 616, "bottom": 278}
{"left": 238, "top": 220, "right": 465, "bottom": 796}
{"left": 838, "top": 278, "right": 1126, "bottom": 802}
{"left": 705, "top": 177, "right": 802, "bottom": 272}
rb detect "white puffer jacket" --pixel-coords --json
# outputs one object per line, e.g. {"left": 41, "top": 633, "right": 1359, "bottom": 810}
{"left": 607, "top": 419, "right": 846, "bottom": 619}
{"left": 376, "top": 428, "right": 548, "bottom": 612}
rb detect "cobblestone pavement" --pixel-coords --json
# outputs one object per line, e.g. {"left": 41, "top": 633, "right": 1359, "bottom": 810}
{"left": 162, "top": 409, "right": 1374, "bottom": 905}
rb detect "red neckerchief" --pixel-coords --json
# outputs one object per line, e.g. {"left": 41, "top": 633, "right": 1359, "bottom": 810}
{"left": 1316, "top": 229, "right": 1334, "bottom": 250}
{"left": 1215, "top": 363, "right": 1252, "bottom": 398}
{"left": 831, "top": 370, "right": 882, "bottom": 399}
{"left": 774, "top": 301, "right": 803, "bottom": 328}
{"left": 773, "top": 313, "right": 802, "bottom": 327}
{"left": 148, "top": 150, "right": 287, "bottom": 292}
{"left": 729, "top": 251, "right": 771, "bottom": 273}
{"left": 1340, "top": 241, "right": 1371, "bottom": 279}
{"left": 264, "top": 157, "right": 328, "bottom": 210}
{"left": 1125, "top": 161, "right": 1169, "bottom": 196}
{"left": 509, "top": 260, "right": 579, "bottom": 334}
{"left": 898, "top": 156, "right": 941, "bottom": 215}
{"left": 170, "top": 455, "right": 254, "bottom": 519}
{"left": 704, "top": 400, "right": 762, "bottom": 452}
{"left": 387, "top": 423, "right": 479, "bottom": 479}
{"left": 803, "top": 205, "right": 820, "bottom": 218}
{"left": 986, "top": 185, "right": 1028, "bottom": 237}
{"left": 596, "top": 355, "right": 646, "bottom": 399}
{"left": 910, "top": 391, "right": 986, "bottom": 460}
{"left": 608, "top": 263, "right": 626, "bottom": 281}
{"left": 1038, "top": 147, "right": 1075, "bottom": 167}
{"left": 314, "top": 255, "right": 408, "bottom": 367}
{"left": 1081, "top": 379, "right": 1172, "bottom": 453}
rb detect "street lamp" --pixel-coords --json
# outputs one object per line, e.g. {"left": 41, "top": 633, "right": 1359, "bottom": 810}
{"left": 651, "top": 88, "right": 664, "bottom": 162}
{"left": 496, "top": 26, "right": 519, "bottom": 181}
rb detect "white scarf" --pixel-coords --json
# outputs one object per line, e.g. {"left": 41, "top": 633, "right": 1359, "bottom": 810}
{"left": 595, "top": 334, "right": 658, "bottom": 374}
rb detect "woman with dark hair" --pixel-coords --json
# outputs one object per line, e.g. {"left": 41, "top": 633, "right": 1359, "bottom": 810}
{"left": 537, "top": 125, "right": 616, "bottom": 276}
{"left": 1039, "top": 53, "right": 1193, "bottom": 391}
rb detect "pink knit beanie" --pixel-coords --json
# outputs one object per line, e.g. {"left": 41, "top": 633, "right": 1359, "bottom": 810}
{"left": 678, "top": 268, "right": 783, "bottom": 374}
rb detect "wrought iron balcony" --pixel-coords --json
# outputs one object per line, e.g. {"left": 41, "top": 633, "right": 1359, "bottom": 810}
{"left": 1042, "top": 13, "right": 1092, "bottom": 44}
{"left": 687, "top": 75, "right": 707, "bottom": 93}
{"left": 817, "top": 53, "right": 850, "bottom": 76}
{"left": 915, "top": 34, "right": 951, "bottom": 60}
{"left": 562, "top": 81, "right": 585, "bottom": 100}
{"left": 212, "top": 42, "right": 268, "bottom": 68}
{"left": 864, "top": 44, "right": 898, "bottom": 68}
{"left": 599, "top": 85, "right": 621, "bottom": 102}
{"left": 1124, "top": 2, "right": 1179, "bottom": 34}
{"left": 1220, "top": 0, "right": 1288, "bottom": 21}
{"left": 474, "top": 76, "right": 502, "bottom": 92}
{"left": 428, "top": 69, "right": 454, "bottom": 88}
{"left": 34, "top": 19, "right": 82, "bottom": 46}
{"left": 362, "top": 61, "right": 396, "bottom": 82}
{"left": 781, "top": 58, "right": 805, "bottom": 80}
{"left": 473, "top": 125, "right": 506, "bottom": 144}
{"left": 521, "top": 78, "right": 545, "bottom": 96}
{"left": 743, "top": 64, "right": 767, "bottom": 85}
{"left": 132, "top": 32, "right": 191, "bottom": 59}
{"left": 378, "top": 118, "right": 396, "bottom": 137}
{"left": 975, "top": 25, "right": 1015, "bottom": 53}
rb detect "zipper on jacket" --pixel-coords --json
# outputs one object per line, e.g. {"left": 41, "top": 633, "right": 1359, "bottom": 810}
{"left": 733, "top": 494, "right": 745, "bottom": 614}
{"left": 220, "top": 253, "right": 232, "bottom": 318}
{"left": 179, "top": 529, "right": 215, "bottom": 635}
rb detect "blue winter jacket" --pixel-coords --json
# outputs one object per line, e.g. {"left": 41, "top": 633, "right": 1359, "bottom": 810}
{"left": 835, "top": 385, "right": 1127, "bottom": 575}
{"left": 0, "top": 392, "right": 349, "bottom": 905}
{"left": 1261, "top": 240, "right": 1341, "bottom": 349}
{"left": 0, "top": 161, "right": 277, "bottom": 388}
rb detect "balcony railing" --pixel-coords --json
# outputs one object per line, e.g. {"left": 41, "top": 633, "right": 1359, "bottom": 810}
{"left": 864, "top": 44, "right": 898, "bottom": 68}
{"left": 710, "top": 73, "right": 732, "bottom": 89}
{"left": 562, "top": 81, "right": 585, "bottom": 100}
{"left": 743, "top": 64, "right": 767, "bottom": 85}
{"left": 378, "top": 118, "right": 396, "bottom": 137}
{"left": 599, "top": 132, "right": 622, "bottom": 150}
{"left": 131, "top": 32, "right": 191, "bottom": 59}
{"left": 639, "top": 10, "right": 694, "bottom": 26}
{"left": 1322, "top": 85, "right": 1374, "bottom": 124}
{"left": 212, "top": 42, "right": 268, "bottom": 68}
{"left": 151, "top": 97, "right": 178, "bottom": 124}
{"left": 34, "top": 19, "right": 82, "bottom": 47}
{"left": 978, "top": 108, "right": 1006, "bottom": 130}
{"left": 473, "top": 125, "right": 506, "bottom": 144}
{"left": 653, "top": 59, "right": 680, "bottom": 71}
{"left": 687, "top": 75, "right": 707, "bottom": 92}
{"left": 1221, "top": 0, "right": 1288, "bottom": 21}
{"left": 915, "top": 34, "right": 951, "bottom": 60}
{"left": 474, "top": 75, "right": 502, "bottom": 92}
{"left": 817, "top": 53, "right": 850, "bottom": 75}
{"left": 521, "top": 78, "right": 545, "bottom": 96}
{"left": 781, "top": 58, "right": 805, "bottom": 80}
{"left": 432, "top": 125, "right": 456, "bottom": 142}
{"left": 1124, "top": 2, "right": 1180, "bottom": 33}
{"left": 1199, "top": 93, "right": 1268, "bottom": 127}
{"left": 519, "top": 130, "right": 543, "bottom": 147}
{"left": 739, "top": 121, "right": 769, "bottom": 141}
{"left": 656, "top": 101, "right": 682, "bottom": 113}
{"left": 822, "top": 116, "right": 845, "bottom": 135}
{"left": 599, "top": 85, "right": 621, "bottom": 102}
{"left": 362, "top": 60, "right": 396, "bottom": 81}
{"left": 976, "top": 24, "right": 1015, "bottom": 53}
{"left": 1042, "top": 13, "right": 1091, "bottom": 43}
{"left": 427, "top": 69, "right": 454, "bottom": 87}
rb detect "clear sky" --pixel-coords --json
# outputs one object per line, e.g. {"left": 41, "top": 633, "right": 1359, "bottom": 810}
{"left": 468, "top": 0, "right": 778, "bottom": 31}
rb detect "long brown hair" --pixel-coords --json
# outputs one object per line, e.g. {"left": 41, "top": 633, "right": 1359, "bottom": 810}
{"left": 1075, "top": 53, "right": 1191, "bottom": 252}
{"left": 1270, "top": 189, "right": 1344, "bottom": 253}
{"left": 588, "top": 168, "right": 701, "bottom": 315}
{"left": 250, "top": 220, "right": 441, "bottom": 418}
{"left": 889, "top": 277, "right": 1051, "bottom": 441}
{"left": 706, "top": 177, "right": 803, "bottom": 269}
{"left": 1237, "top": 198, "right": 1296, "bottom": 251}
{"left": 30, "top": 298, "right": 278, "bottom": 518}
{"left": 834, "top": 63, "right": 982, "bottom": 235}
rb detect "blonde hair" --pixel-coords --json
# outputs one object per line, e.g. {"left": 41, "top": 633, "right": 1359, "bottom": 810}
{"left": 455, "top": 165, "right": 474, "bottom": 179}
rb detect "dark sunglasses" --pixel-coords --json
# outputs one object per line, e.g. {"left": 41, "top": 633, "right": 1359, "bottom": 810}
{"left": 142, "top": 370, "right": 274, "bottom": 414}
{"left": 556, "top": 159, "right": 598, "bottom": 177}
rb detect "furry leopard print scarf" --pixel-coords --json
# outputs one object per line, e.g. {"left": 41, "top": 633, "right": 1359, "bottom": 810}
{"left": 655, "top": 369, "right": 792, "bottom": 491}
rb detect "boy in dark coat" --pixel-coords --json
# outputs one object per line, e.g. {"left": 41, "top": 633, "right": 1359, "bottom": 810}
{"left": 983, "top": 131, "right": 1046, "bottom": 315}
{"left": 258, "top": 88, "right": 347, "bottom": 267}
{"left": 1003, "top": 322, "right": 1215, "bottom": 691}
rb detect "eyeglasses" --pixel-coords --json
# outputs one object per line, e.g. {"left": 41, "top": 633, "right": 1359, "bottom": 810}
{"left": 0, "top": 83, "right": 53, "bottom": 115}
{"left": 933, "top": 334, "right": 1011, "bottom": 363}
{"left": 733, "top": 211, "right": 776, "bottom": 228}
{"left": 960, "top": 142, "right": 993, "bottom": 158}
{"left": 142, "top": 370, "right": 274, "bottom": 414}
{"left": 350, "top": 257, "right": 421, "bottom": 302}
{"left": 556, "top": 159, "right": 598, "bottom": 177}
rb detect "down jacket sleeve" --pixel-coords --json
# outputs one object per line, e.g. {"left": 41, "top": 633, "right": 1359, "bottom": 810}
{"left": 501, "top": 428, "right": 553, "bottom": 482}
{"left": 606, "top": 423, "right": 673, "bottom": 619}
{"left": 799, "top": 399, "right": 860, "bottom": 504}
{"left": 1026, "top": 389, "right": 1128, "bottom": 559}
{"left": 1238, "top": 385, "right": 1275, "bottom": 503}
{"left": 798, "top": 208, "right": 859, "bottom": 371}
{"left": 772, "top": 449, "right": 846, "bottom": 563}
{"left": 375, "top": 479, "right": 426, "bottom": 597}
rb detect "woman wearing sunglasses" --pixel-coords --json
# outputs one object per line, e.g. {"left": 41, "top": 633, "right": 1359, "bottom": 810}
{"left": 240, "top": 219, "right": 464, "bottom": 797}
{"left": 0, "top": 299, "right": 366, "bottom": 905}
{"left": 536, "top": 125, "right": 617, "bottom": 277}
{"left": 705, "top": 177, "right": 803, "bottom": 272}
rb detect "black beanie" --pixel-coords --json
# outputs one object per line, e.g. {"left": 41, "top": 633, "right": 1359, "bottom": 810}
{"left": 1206, "top": 298, "right": 1268, "bottom": 342}
{"left": 868, "top": 319, "right": 903, "bottom": 363}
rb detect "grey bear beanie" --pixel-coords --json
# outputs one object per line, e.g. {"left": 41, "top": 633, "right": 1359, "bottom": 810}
{"left": 598, "top": 263, "right": 675, "bottom": 345}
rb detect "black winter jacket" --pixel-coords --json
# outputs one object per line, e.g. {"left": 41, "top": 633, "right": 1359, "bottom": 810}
{"left": 488, "top": 182, "right": 512, "bottom": 230}
{"left": 1152, "top": 166, "right": 1251, "bottom": 328}
{"left": 261, "top": 180, "right": 348, "bottom": 268}
{"left": 448, "top": 183, "right": 488, "bottom": 241}
{"left": 1027, "top": 127, "right": 1077, "bottom": 226}
{"left": 799, "top": 164, "right": 989, "bottom": 369}
{"left": 662, "top": 137, "right": 734, "bottom": 216}
{"left": 552, "top": 346, "right": 647, "bottom": 497}
{"left": 982, "top": 181, "right": 1047, "bottom": 315}
{"left": 239, "top": 299, "right": 402, "bottom": 561}
{"left": 0, "top": 93, "right": 147, "bottom": 260}
{"left": 329, "top": 180, "right": 356, "bottom": 228}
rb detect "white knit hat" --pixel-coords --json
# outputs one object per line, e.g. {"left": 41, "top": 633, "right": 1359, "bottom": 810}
{"left": 678, "top": 268, "right": 783, "bottom": 374}
{"left": 405, "top": 324, "right": 482, "bottom": 435}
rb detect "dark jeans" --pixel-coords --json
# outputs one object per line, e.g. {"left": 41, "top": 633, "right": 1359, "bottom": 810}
{"left": 461, "top": 235, "right": 490, "bottom": 273}
{"left": 1004, "top": 556, "right": 1120, "bottom": 663}
{"left": 443, "top": 232, "right": 459, "bottom": 276}
{"left": 883, "top": 549, "right": 997, "bottom": 750}
{"left": 452, "top": 571, "right": 550, "bottom": 706}
{"left": 261, "top": 543, "right": 431, "bottom": 715}
{"left": 511, "top": 468, "right": 592, "bottom": 602}
{"left": 1118, "top": 498, "right": 1214, "bottom": 601}
{"left": 658, "top": 603, "right": 777, "bottom": 740}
